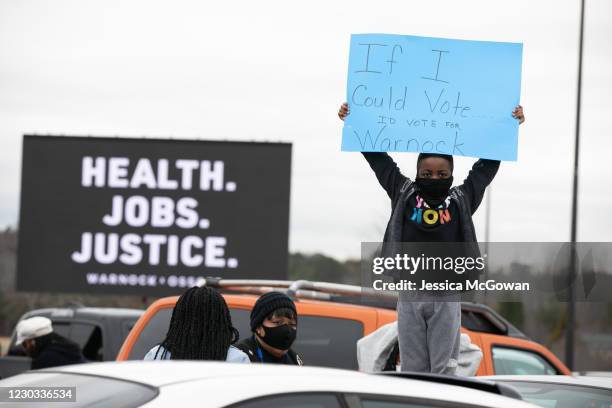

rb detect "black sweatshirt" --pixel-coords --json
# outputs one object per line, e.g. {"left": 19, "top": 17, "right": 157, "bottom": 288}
{"left": 31, "top": 334, "right": 86, "bottom": 370}
{"left": 362, "top": 152, "right": 500, "bottom": 243}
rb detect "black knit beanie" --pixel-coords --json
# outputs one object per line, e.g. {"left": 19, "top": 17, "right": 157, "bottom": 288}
{"left": 250, "top": 291, "right": 296, "bottom": 331}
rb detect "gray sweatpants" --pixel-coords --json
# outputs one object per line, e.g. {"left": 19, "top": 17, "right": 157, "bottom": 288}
{"left": 397, "top": 297, "right": 461, "bottom": 375}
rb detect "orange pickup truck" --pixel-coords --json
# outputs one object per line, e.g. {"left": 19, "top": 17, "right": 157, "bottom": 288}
{"left": 117, "top": 279, "right": 570, "bottom": 376}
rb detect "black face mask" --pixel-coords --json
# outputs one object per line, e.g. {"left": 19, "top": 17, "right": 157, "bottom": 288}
{"left": 261, "top": 324, "right": 297, "bottom": 350}
{"left": 415, "top": 176, "right": 453, "bottom": 207}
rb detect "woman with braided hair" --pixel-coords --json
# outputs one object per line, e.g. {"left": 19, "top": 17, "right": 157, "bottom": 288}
{"left": 144, "top": 286, "right": 250, "bottom": 362}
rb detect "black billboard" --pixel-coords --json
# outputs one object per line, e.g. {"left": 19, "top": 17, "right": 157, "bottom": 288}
{"left": 17, "top": 135, "right": 291, "bottom": 295}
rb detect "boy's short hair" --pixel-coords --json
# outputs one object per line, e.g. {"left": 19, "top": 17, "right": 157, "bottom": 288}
{"left": 417, "top": 153, "right": 454, "bottom": 172}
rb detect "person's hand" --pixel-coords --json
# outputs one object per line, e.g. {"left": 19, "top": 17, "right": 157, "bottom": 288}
{"left": 338, "top": 102, "right": 350, "bottom": 121}
{"left": 512, "top": 105, "right": 525, "bottom": 125}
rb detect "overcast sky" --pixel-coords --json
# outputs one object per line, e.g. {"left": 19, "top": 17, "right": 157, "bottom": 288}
{"left": 0, "top": 0, "right": 610, "bottom": 260}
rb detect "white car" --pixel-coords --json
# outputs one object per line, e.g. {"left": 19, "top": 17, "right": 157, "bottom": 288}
{"left": 0, "top": 361, "right": 539, "bottom": 408}
{"left": 480, "top": 375, "right": 612, "bottom": 408}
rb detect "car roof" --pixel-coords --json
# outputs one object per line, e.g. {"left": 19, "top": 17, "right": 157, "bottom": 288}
{"left": 35, "top": 362, "right": 536, "bottom": 408}
{"left": 39, "top": 361, "right": 366, "bottom": 386}
{"left": 23, "top": 307, "right": 144, "bottom": 319}
{"left": 152, "top": 293, "right": 386, "bottom": 312}
{"left": 480, "top": 375, "right": 612, "bottom": 389}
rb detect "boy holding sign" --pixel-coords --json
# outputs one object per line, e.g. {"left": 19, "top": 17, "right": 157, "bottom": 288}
{"left": 338, "top": 102, "right": 524, "bottom": 375}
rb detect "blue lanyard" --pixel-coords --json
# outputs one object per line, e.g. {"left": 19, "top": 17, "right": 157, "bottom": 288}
{"left": 256, "top": 347, "right": 264, "bottom": 362}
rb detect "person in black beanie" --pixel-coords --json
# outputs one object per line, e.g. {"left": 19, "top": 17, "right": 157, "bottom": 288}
{"left": 235, "top": 292, "right": 303, "bottom": 365}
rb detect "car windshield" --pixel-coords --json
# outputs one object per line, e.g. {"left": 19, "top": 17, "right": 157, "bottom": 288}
{"left": 499, "top": 380, "right": 612, "bottom": 408}
{"left": 0, "top": 372, "right": 157, "bottom": 408}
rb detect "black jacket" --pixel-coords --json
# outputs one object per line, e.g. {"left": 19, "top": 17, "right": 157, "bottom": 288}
{"left": 235, "top": 336, "right": 303, "bottom": 366}
{"left": 362, "top": 152, "right": 500, "bottom": 245}
{"left": 31, "top": 334, "right": 87, "bottom": 370}
{"left": 364, "top": 152, "right": 499, "bottom": 289}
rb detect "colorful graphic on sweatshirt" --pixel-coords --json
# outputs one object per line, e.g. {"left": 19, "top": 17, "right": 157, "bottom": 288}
{"left": 410, "top": 195, "right": 452, "bottom": 226}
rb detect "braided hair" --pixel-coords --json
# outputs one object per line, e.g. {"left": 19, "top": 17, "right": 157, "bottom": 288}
{"left": 157, "top": 286, "right": 239, "bottom": 360}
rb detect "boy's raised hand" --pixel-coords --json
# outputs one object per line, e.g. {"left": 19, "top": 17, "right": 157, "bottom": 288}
{"left": 338, "top": 102, "right": 349, "bottom": 121}
{"left": 512, "top": 105, "right": 525, "bottom": 124}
